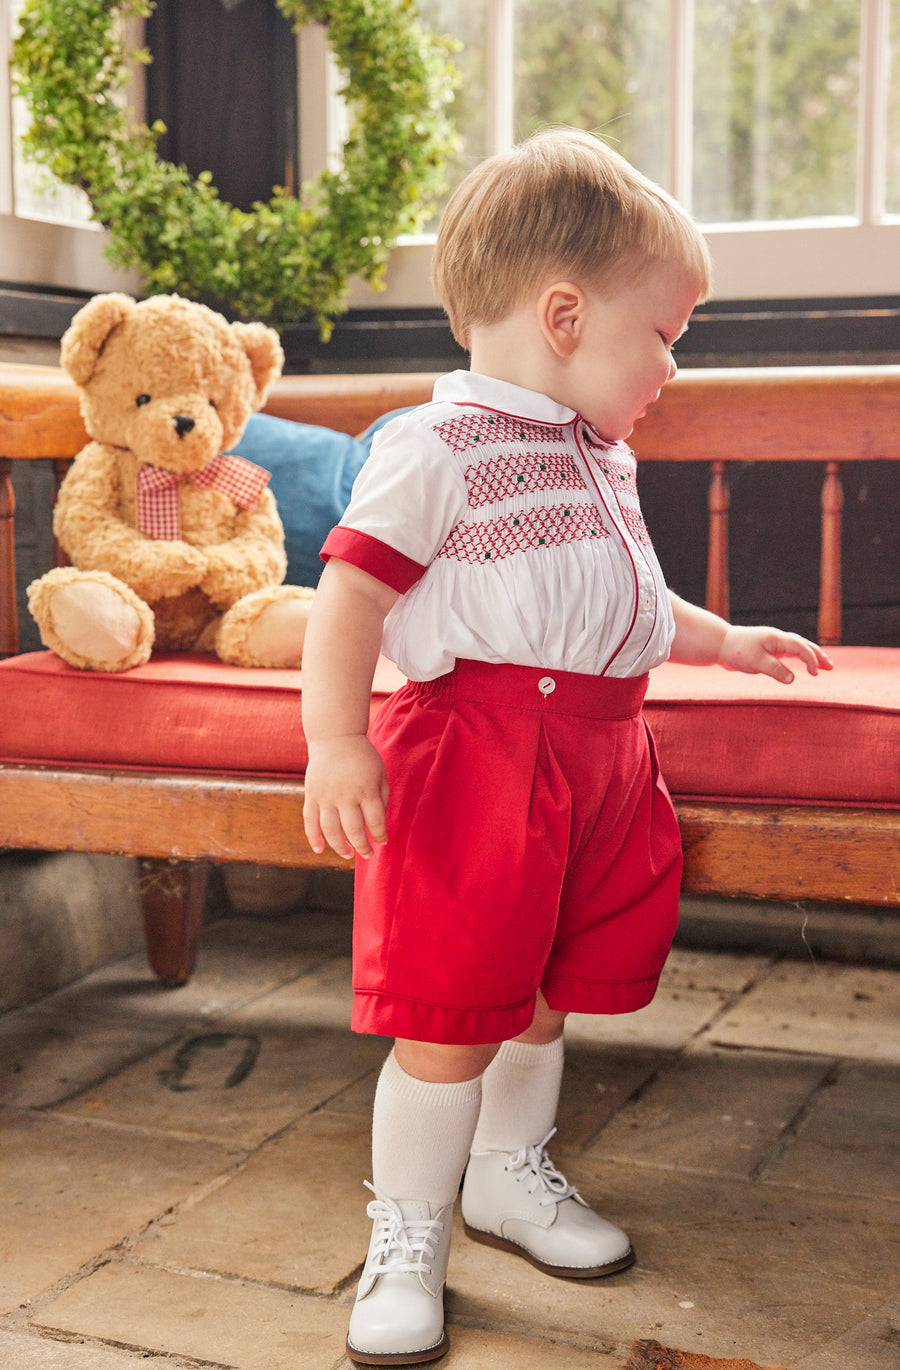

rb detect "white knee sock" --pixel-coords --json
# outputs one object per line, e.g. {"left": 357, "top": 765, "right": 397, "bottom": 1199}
{"left": 470, "top": 1035, "right": 565, "bottom": 1154}
{"left": 371, "top": 1048, "right": 483, "bottom": 1208}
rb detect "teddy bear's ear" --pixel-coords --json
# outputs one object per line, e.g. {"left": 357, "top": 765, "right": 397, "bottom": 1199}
{"left": 231, "top": 321, "right": 285, "bottom": 408}
{"left": 60, "top": 293, "right": 137, "bottom": 387}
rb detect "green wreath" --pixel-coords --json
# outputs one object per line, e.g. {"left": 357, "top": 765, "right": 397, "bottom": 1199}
{"left": 13, "top": 0, "right": 459, "bottom": 334}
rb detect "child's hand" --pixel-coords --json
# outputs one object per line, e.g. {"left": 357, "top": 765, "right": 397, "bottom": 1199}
{"left": 303, "top": 735, "right": 389, "bottom": 860}
{"left": 718, "top": 626, "right": 834, "bottom": 684}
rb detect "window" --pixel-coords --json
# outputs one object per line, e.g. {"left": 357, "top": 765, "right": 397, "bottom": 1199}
{"left": 3, "top": 1, "right": 899, "bottom": 308}
{"left": 357, "top": 0, "right": 900, "bottom": 307}
{"left": 0, "top": 0, "right": 142, "bottom": 295}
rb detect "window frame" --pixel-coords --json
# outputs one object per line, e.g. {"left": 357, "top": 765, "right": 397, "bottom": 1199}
{"left": 1, "top": 3, "right": 898, "bottom": 308}
{"left": 344, "top": 0, "right": 900, "bottom": 309}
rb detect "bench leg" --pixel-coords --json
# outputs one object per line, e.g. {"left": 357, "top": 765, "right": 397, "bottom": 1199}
{"left": 137, "top": 857, "right": 208, "bottom": 987}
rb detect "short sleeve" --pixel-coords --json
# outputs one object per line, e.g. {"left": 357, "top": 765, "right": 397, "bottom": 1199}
{"left": 323, "top": 410, "right": 468, "bottom": 574}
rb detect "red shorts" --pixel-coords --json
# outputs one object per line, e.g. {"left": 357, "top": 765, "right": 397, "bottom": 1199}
{"left": 352, "top": 659, "right": 682, "bottom": 1045}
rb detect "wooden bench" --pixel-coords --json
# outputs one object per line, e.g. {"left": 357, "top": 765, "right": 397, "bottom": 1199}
{"left": 1, "top": 362, "right": 897, "bottom": 986}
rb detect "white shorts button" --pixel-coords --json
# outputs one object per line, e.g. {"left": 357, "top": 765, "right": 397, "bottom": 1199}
{"left": 538, "top": 675, "right": 556, "bottom": 695}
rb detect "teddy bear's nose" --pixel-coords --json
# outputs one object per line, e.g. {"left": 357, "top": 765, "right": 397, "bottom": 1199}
{"left": 173, "top": 414, "right": 196, "bottom": 438}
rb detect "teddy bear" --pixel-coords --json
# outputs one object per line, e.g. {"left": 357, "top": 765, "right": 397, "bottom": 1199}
{"left": 27, "top": 292, "right": 314, "bottom": 672}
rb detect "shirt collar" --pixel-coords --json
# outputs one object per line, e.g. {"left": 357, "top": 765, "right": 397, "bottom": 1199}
{"left": 433, "top": 370, "right": 579, "bottom": 427}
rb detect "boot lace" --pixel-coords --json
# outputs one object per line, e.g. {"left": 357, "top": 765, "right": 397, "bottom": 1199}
{"left": 503, "top": 1128, "right": 579, "bottom": 1207}
{"left": 363, "top": 1182, "right": 445, "bottom": 1276}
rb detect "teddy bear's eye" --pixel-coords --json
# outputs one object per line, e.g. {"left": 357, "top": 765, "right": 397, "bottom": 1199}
{"left": 136, "top": 394, "right": 151, "bottom": 407}
{"left": 209, "top": 399, "right": 217, "bottom": 409}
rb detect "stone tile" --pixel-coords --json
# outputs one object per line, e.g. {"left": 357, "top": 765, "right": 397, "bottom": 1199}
{"left": 236, "top": 954, "right": 356, "bottom": 1030}
{"left": 762, "top": 1061, "right": 900, "bottom": 1197}
{"left": 794, "top": 1300, "right": 900, "bottom": 1370}
{"left": 0, "top": 1327, "right": 175, "bottom": 1369}
{"left": 35, "top": 916, "right": 344, "bottom": 1029}
{"left": 323, "top": 1062, "right": 383, "bottom": 1120}
{"left": 566, "top": 982, "right": 729, "bottom": 1053}
{"left": 32, "top": 1262, "right": 349, "bottom": 1370}
{"left": 588, "top": 1045, "right": 830, "bottom": 1178}
{"left": 133, "top": 1110, "right": 373, "bottom": 1293}
{"left": 0, "top": 1110, "right": 241, "bottom": 1315}
{"left": 439, "top": 1323, "right": 623, "bottom": 1366}
{"left": 59, "top": 1022, "right": 387, "bottom": 1146}
{"left": 556, "top": 1041, "right": 669, "bottom": 1151}
{"left": 3, "top": 918, "right": 899, "bottom": 1369}
{"left": 447, "top": 1165, "right": 899, "bottom": 1368}
{"left": 0, "top": 1007, "right": 171, "bottom": 1109}
{"left": 32, "top": 1260, "right": 625, "bottom": 1370}
{"left": 660, "top": 946, "right": 774, "bottom": 994}
{"left": 704, "top": 961, "right": 900, "bottom": 1061}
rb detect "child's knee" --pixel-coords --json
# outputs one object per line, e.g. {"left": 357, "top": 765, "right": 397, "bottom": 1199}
{"left": 394, "top": 1038, "right": 500, "bottom": 1083}
{"left": 517, "top": 991, "right": 567, "bottom": 1044}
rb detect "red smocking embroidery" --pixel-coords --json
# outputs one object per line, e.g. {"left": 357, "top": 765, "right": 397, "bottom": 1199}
{"left": 595, "top": 455, "right": 638, "bottom": 498}
{"left": 464, "top": 451, "right": 585, "bottom": 508}
{"left": 593, "top": 452, "right": 653, "bottom": 546}
{"left": 620, "top": 507, "right": 651, "bottom": 545}
{"left": 436, "top": 502, "right": 610, "bottom": 565}
{"left": 433, "top": 412, "right": 566, "bottom": 454}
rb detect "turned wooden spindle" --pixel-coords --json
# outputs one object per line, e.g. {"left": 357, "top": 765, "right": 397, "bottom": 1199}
{"left": 52, "top": 458, "right": 73, "bottom": 567}
{"left": 0, "top": 458, "right": 18, "bottom": 657}
{"left": 706, "top": 458, "right": 730, "bottom": 622}
{"left": 819, "top": 459, "right": 843, "bottom": 646}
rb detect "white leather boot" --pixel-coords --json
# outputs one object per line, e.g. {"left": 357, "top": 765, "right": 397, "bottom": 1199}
{"left": 461, "top": 1130, "right": 634, "bottom": 1279}
{"left": 346, "top": 1184, "right": 453, "bottom": 1365}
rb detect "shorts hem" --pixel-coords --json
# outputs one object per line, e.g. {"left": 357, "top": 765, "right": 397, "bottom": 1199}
{"left": 351, "top": 989, "right": 538, "bottom": 1046}
{"left": 541, "top": 974, "right": 662, "bottom": 1016}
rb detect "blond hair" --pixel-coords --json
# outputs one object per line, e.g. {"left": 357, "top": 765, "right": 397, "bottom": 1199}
{"left": 432, "top": 127, "right": 711, "bottom": 348}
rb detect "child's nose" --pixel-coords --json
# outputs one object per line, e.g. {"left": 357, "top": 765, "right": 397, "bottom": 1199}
{"left": 668, "top": 354, "right": 678, "bottom": 381}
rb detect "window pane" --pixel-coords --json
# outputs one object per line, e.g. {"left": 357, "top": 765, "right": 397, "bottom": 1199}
{"left": 416, "top": 0, "right": 488, "bottom": 182}
{"left": 693, "top": 0, "right": 860, "bottom": 223}
{"left": 10, "top": 0, "right": 94, "bottom": 226}
{"left": 887, "top": 2, "right": 900, "bottom": 213}
{"left": 512, "top": 0, "right": 668, "bottom": 186}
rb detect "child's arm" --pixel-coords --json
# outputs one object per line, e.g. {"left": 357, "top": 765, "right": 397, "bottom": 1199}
{"left": 301, "top": 558, "right": 399, "bottom": 860}
{"left": 668, "top": 591, "right": 833, "bottom": 683}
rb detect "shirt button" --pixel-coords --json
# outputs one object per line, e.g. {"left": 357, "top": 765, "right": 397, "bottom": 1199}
{"left": 538, "top": 675, "right": 556, "bottom": 695}
{"left": 640, "top": 592, "right": 652, "bottom": 612}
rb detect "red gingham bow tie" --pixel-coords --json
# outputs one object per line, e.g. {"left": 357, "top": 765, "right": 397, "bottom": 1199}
{"left": 136, "top": 453, "right": 271, "bottom": 540}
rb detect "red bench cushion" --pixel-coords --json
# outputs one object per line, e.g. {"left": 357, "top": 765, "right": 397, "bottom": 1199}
{"left": 1, "top": 646, "right": 896, "bottom": 807}
{"left": 645, "top": 646, "right": 899, "bottom": 807}
{"left": 0, "top": 651, "right": 403, "bottom": 776}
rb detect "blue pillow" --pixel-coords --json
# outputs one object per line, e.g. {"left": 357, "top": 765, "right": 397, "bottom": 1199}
{"left": 228, "top": 409, "right": 409, "bottom": 588}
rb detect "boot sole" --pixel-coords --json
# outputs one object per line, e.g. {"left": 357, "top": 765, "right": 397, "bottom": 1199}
{"left": 463, "top": 1220, "right": 636, "bottom": 1280}
{"left": 345, "top": 1329, "right": 449, "bottom": 1365}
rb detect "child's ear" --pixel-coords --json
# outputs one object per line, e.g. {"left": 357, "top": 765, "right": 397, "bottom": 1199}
{"left": 537, "top": 282, "right": 585, "bottom": 358}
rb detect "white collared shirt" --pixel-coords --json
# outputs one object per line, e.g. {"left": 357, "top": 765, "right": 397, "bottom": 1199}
{"left": 321, "top": 370, "right": 674, "bottom": 680}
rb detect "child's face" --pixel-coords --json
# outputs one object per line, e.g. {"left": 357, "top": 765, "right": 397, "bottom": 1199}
{"left": 567, "top": 259, "right": 701, "bottom": 443}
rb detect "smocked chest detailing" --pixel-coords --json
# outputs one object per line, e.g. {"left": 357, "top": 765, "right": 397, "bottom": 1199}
{"left": 430, "top": 409, "right": 647, "bottom": 568}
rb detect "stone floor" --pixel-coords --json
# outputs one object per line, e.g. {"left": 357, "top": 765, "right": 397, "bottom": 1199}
{"left": 0, "top": 898, "right": 897, "bottom": 1370}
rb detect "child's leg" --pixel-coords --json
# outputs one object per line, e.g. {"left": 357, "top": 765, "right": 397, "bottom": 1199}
{"left": 470, "top": 993, "right": 566, "bottom": 1153}
{"left": 347, "top": 1041, "right": 495, "bottom": 1366}
{"left": 461, "top": 994, "right": 635, "bottom": 1280}
{"left": 373, "top": 1042, "right": 493, "bottom": 1203}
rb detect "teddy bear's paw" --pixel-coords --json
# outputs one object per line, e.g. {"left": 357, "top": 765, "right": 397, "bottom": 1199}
{"left": 216, "top": 585, "right": 315, "bottom": 668}
{"left": 28, "top": 568, "right": 154, "bottom": 671}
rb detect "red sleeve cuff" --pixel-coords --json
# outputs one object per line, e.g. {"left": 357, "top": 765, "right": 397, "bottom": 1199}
{"left": 320, "top": 526, "right": 428, "bottom": 594}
